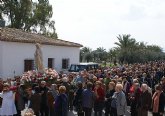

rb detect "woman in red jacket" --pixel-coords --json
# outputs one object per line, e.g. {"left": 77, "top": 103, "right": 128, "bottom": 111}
{"left": 94, "top": 81, "right": 105, "bottom": 116}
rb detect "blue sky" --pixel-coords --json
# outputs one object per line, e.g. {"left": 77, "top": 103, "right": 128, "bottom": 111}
{"left": 49, "top": 0, "right": 165, "bottom": 50}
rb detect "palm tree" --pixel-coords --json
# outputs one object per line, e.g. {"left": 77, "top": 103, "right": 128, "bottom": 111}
{"left": 81, "top": 47, "right": 92, "bottom": 54}
{"left": 80, "top": 47, "right": 93, "bottom": 62}
{"left": 95, "top": 47, "right": 107, "bottom": 63}
{"left": 146, "top": 45, "right": 162, "bottom": 52}
{"left": 115, "top": 34, "right": 138, "bottom": 50}
{"left": 91, "top": 50, "right": 98, "bottom": 62}
{"left": 84, "top": 53, "right": 93, "bottom": 62}
{"left": 115, "top": 34, "right": 138, "bottom": 63}
{"left": 108, "top": 48, "right": 117, "bottom": 63}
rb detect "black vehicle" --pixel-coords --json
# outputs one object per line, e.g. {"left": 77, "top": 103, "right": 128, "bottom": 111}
{"left": 68, "top": 63, "right": 99, "bottom": 72}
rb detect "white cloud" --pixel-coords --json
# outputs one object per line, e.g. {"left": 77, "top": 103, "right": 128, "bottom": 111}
{"left": 49, "top": 0, "right": 165, "bottom": 50}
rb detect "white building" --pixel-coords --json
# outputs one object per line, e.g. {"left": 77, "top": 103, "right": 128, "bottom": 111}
{"left": 0, "top": 28, "right": 82, "bottom": 78}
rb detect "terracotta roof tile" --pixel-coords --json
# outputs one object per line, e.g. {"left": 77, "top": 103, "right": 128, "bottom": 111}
{"left": 0, "top": 28, "right": 83, "bottom": 47}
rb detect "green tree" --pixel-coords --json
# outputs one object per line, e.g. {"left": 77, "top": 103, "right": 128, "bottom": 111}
{"left": 80, "top": 47, "right": 93, "bottom": 62}
{"left": 114, "top": 34, "right": 165, "bottom": 63}
{"left": 108, "top": 48, "right": 117, "bottom": 65}
{"left": 115, "top": 34, "right": 138, "bottom": 63}
{"left": 146, "top": 45, "right": 162, "bottom": 52}
{"left": 0, "top": 0, "right": 57, "bottom": 38}
{"left": 95, "top": 47, "right": 107, "bottom": 64}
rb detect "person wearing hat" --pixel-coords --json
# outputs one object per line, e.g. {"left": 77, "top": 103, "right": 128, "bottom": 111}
{"left": 0, "top": 83, "right": 17, "bottom": 115}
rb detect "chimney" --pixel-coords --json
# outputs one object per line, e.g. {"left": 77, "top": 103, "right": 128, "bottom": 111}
{"left": 0, "top": 19, "right": 5, "bottom": 27}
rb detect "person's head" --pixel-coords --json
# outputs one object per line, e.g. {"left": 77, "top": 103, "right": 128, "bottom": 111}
{"left": 117, "top": 78, "right": 122, "bottom": 84}
{"left": 115, "top": 84, "right": 123, "bottom": 92}
{"left": 51, "top": 84, "right": 58, "bottom": 91}
{"left": 98, "top": 70, "right": 102, "bottom": 74}
{"left": 68, "top": 75, "right": 73, "bottom": 82}
{"left": 26, "top": 87, "right": 32, "bottom": 95}
{"left": 143, "top": 73, "right": 147, "bottom": 77}
{"left": 161, "top": 77, "right": 165, "bottom": 84}
{"left": 111, "top": 79, "right": 117, "bottom": 85}
{"left": 77, "top": 81, "right": 83, "bottom": 89}
{"left": 59, "top": 86, "right": 66, "bottom": 94}
{"left": 87, "top": 82, "right": 93, "bottom": 90}
{"left": 3, "top": 83, "right": 10, "bottom": 92}
{"left": 80, "top": 71, "right": 84, "bottom": 77}
{"left": 41, "top": 81, "right": 46, "bottom": 88}
{"left": 19, "top": 84, "right": 25, "bottom": 90}
{"left": 93, "top": 76, "right": 98, "bottom": 82}
{"left": 155, "top": 84, "right": 162, "bottom": 93}
{"left": 34, "top": 86, "right": 40, "bottom": 94}
{"left": 109, "top": 82, "right": 115, "bottom": 90}
{"left": 133, "top": 79, "right": 139, "bottom": 84}
{"left": 32, "top": 83, "right": 38, "bottom": 90}
{"left": 62, "top": 77, "right": 68, "bottom": 83}
{"left": 141, "top": 84, "right": 148, "bottom": 92}
{"left": 95, "top": 81, "right": 102, "bottom": 88}
{"left": 107, "top": 72, "right": 111, "bottom": 77}
{"left": 134, "top": 83, "right": 140, "bottom": 90}
{"left": 122, "top": 76, "right": 127, "bottom": 82}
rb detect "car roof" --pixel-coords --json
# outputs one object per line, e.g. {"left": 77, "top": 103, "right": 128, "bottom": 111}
{"left": 71, "top": 62, "right": 98, "bottom": 65}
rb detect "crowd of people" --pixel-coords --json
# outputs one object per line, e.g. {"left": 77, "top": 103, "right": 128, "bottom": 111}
{"left": 0, "top": 61, "right": 165, "bottom": 116}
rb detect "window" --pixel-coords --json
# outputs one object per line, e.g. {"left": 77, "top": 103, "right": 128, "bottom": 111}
{"left": 62, "top": 59, "right": 69, "bottom": 69}
{"left": 48, "top": 58, "right": 54, "bottom": 68}
{"left": 24, "top": 60, "right": 34, "bottom": 72}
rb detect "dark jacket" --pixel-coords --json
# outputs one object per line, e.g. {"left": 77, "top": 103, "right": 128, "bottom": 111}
{"left": 55, "top": 93, "right": 68, "bottom": 116}
{"left": 15, "top": 88, "right": 25, "bottom": 111}
{"left": 29, "top": 93, "right": 41, "bottom": 113}
{"left": 47, "top": 90, "right": 58, "bottom": 109}
{"left": 94, "top": 87, "right": 105, "bottom": 111}
{"left": 40, "top": 86, "right": 49, "bottom": 106}
{"left": 138, "top": 90, "right": 152, "bottom": 110}
{"left": 82, "top": 89, "right": 96, "bottom": 108}
{"left": 158, "top": 92, "right": 165, "bottom": 113}
{"left": 73, "top": 88, "right": 83, "bottom": 108}
{"left": 130, "top": 88, "right": 142, "bottom": 108}
{"left": 105, "top": 89, "right": 115, "bottom": 107}
{"left": 161, "top": 84, "right": 165, "bottom": 93}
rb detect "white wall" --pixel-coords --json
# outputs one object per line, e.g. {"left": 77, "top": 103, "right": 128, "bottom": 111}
{"left": 42, "top": 45, "right": 80, "bottom": 71}
{"left": 0, "top": 41, "right": 80, "bottom": 78}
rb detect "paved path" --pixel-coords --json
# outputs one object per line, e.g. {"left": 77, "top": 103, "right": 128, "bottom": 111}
{"left": 68, "top": 107, "right": 153, "bottom": 116}
{"left": 68, "top": 111, "right": 152, "bottom": 116}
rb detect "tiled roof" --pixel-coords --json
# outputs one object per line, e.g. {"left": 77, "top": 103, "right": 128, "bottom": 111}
{"left": 0, "top": 28, "right": 83, "bottom": 47}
